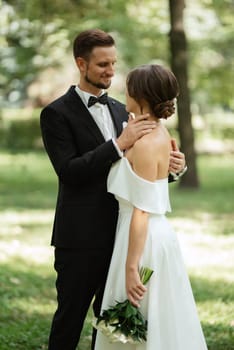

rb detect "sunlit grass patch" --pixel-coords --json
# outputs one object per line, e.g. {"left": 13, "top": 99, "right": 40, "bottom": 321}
{"left": 0, "top": 260, "right": 55, "bottom": 350}
{"left": 0, "top": 209, "right": 54, "bottom": 264}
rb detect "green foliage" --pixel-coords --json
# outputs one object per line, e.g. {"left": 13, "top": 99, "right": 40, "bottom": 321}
{"left": 4, "top": 118, "right": 41, "bottom": 150}
{"left": 0, "top": 109, "right": 42, "bottom": 150}
{"left": 96, "top": 299, "right": 148, "bottom": 343}
{"left": 0, "top": 2, "right": 69, "bottom": 106}
{"left": 0, "top": 152, "right": 56, "bottom": 210}
{"left": 188, "top": 0, "right": 234, "bottom": 110}
{"left": 1, "top": 0, "right": 233, "bottom": 111}
{"left": 170, "top": 154, "right": 234, "bottom": 216}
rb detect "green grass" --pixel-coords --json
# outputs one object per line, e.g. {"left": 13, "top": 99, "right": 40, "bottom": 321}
{"left": 0, "top": 150, "right": 233, "bottom": 349}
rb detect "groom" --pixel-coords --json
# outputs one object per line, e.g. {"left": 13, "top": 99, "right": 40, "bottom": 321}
{"left": 40, "top": 28, "right": 186, "bottom": 350}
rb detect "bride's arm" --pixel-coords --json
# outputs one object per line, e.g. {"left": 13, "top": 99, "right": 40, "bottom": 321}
{"left": 126, "top": 207, "right": 148, "bottom": 307}
{"left": 125, "top": 138, "right": 158, "bottom": 307}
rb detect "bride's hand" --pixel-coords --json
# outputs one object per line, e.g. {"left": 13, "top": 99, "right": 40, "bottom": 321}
{"left": 126, "top": 268, "right": 147, "bottom": 307}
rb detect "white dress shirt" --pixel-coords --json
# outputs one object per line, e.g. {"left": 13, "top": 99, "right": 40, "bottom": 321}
{"left": 75, "top": 86, "right": 123, "bottom": 156}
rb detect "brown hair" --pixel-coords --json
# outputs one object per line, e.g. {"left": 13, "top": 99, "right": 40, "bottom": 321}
{"left": 73, "top": 29, "right": 115, "bottom": 60}
{"left": 126, "top": 64, "right": 179, "bottom": 119}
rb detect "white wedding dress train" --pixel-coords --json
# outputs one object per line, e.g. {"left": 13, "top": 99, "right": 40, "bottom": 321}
{"left": 95, "top": 157, "right": 207, "bottom": 350}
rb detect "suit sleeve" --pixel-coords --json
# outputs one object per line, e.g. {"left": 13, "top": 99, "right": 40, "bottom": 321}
{"left": 40, "top": 106, "right": 121, "bottom": 186}
{"left": 168, "top": 173, "right": 175, "bottom": 183}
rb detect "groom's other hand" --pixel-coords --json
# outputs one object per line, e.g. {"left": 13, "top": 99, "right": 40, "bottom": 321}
{"left": 116, "top": 113, "right": 157, "bottom": 151}
{"left": 169, "top": 138, "right": 186, "bottom": 174}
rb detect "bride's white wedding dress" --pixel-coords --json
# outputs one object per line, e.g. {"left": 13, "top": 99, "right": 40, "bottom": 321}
{"left": 95, "top": 157, "right": 207, "bottom": 350}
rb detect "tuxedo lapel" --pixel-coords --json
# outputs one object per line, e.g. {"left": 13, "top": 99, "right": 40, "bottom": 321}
{"left": 64, "top": 86, "right": 105, "bottom": 144}
{"left": 107, "top": 98, "right": 126, "bottom": 137}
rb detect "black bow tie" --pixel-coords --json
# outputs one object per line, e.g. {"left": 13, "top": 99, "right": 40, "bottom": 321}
{"left": 88, "top": 93, "right": 108, "bottom": 107}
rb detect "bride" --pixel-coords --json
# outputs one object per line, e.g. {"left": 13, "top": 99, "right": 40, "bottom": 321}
{"left": 94, "top": 64, "right": 207, "bottom": 350}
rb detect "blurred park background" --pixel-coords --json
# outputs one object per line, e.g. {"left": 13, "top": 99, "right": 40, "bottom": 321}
{"left": 0, "top": 0, "right": 233, "bottom": 349}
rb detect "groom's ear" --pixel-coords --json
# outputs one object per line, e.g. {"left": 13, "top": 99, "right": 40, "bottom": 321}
{"left": 75, "top": 57, "right": 87, "bottom": 73}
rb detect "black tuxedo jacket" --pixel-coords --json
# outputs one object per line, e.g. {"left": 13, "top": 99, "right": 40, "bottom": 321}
{"left": 40, "top": 86, "right": 128, "bottom": 250}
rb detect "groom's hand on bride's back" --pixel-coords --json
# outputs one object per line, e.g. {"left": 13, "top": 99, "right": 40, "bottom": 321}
{"left": 169, "top": 138, "right": 186, "bottom": 174}
{"left": 116, "top": 114, "right": 157, "bottom": 151}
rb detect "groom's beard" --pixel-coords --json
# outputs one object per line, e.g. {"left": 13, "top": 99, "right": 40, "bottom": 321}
{"left": 85, "top": 73, "right": 112, "bottom": 90}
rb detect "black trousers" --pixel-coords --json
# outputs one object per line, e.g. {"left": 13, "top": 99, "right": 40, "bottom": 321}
{"left": 48, "top": 246, "right": 113, "bottom": 350}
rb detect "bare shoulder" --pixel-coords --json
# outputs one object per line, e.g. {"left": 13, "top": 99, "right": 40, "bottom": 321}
{"left": 130, "top": 123, "right": 171, "bottom": 181}
{"left": 133, "top": 123, "right": 171, "bottom": 156}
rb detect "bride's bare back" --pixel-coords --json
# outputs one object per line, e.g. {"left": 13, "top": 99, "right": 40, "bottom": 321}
{"left": 125, "top": 123, "right": 171, "bottom": 182}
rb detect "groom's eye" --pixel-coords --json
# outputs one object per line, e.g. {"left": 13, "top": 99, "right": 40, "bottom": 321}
{"left": 98, "top": 62, "right": 108, "bottom": 67}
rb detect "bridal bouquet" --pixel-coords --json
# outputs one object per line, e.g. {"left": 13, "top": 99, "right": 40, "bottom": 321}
{"left": 93, "top": 266, "right": 153, "bottom": 344}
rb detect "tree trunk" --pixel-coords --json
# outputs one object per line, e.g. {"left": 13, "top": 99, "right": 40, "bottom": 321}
{"left": 169, "top": 0, "right": 199, "bottom": 188}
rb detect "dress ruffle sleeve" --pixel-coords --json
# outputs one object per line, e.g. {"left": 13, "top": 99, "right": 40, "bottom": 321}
{"left": 107, "top": 157, "right": 171, "bottom": 214}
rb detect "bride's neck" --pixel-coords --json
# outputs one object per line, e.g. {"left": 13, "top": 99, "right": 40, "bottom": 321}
{"left": 140, "top": 107, "right": 160, "bottom": 123}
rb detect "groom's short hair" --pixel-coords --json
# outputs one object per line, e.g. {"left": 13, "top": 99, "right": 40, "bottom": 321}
{"left": 73, "top": 29, "right": 115, "bottom": 60}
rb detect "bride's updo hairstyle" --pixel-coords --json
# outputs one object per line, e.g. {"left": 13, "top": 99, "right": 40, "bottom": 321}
{"left": 126, "top": 64, "right": 179, "bottom": 119}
